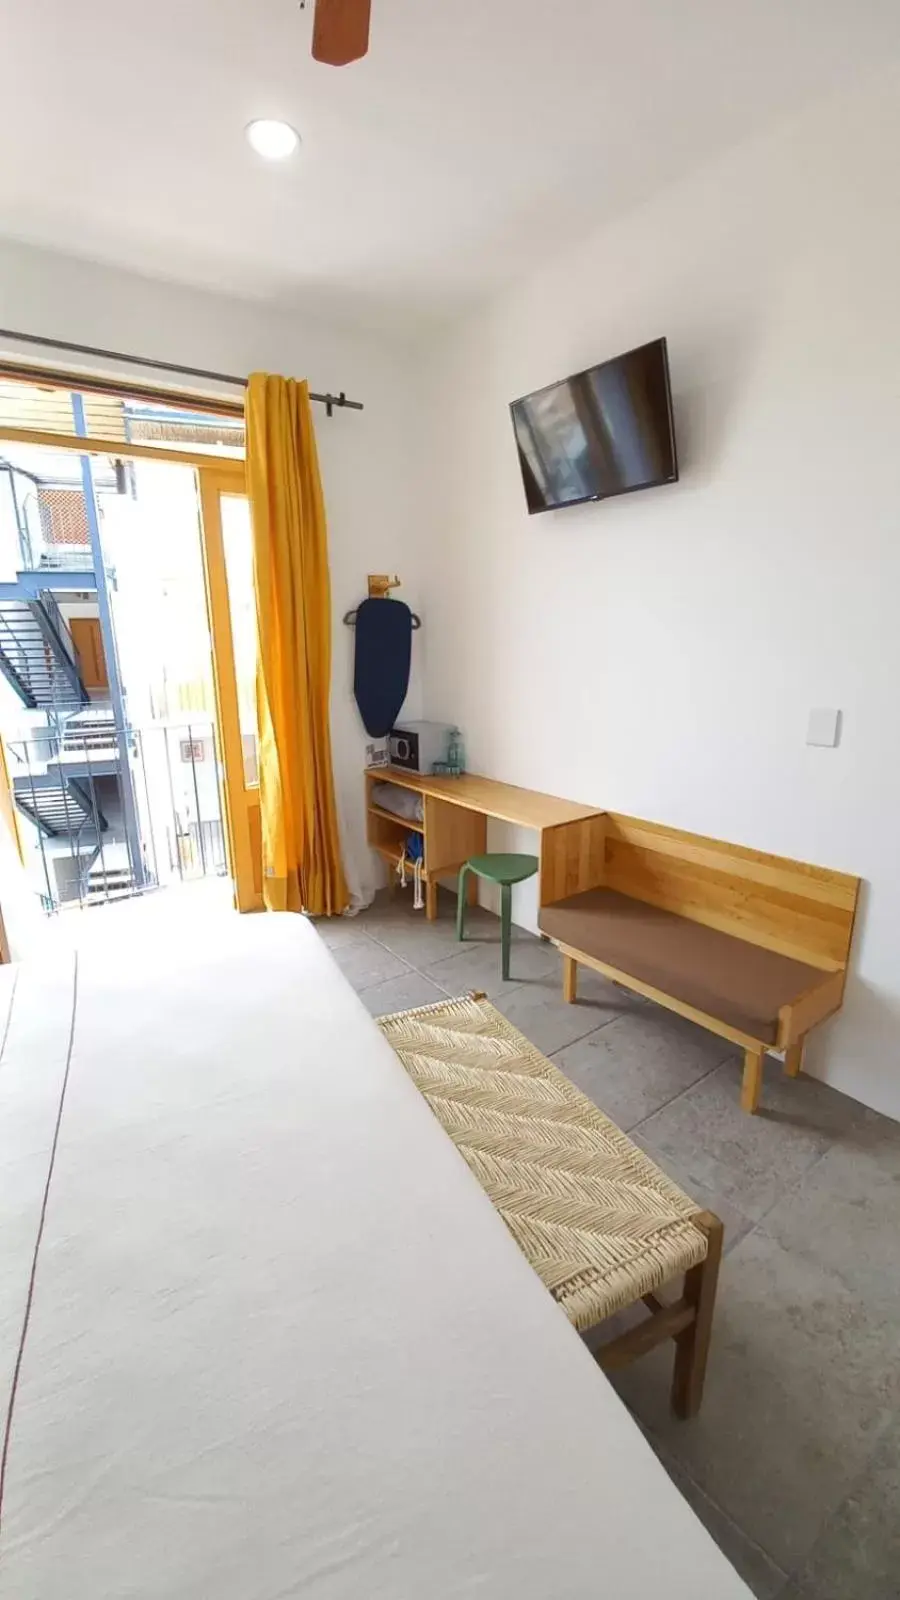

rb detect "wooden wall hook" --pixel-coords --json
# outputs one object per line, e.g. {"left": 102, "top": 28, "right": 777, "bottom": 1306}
{"left": 367, "top": 573, "right": 401, "bottom": 599}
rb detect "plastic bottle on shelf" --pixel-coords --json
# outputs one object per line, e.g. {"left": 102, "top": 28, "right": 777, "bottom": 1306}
{"left": 446, "top": 727, "right": 465, "bottom": 777}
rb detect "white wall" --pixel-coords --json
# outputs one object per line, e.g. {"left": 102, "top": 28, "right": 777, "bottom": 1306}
{"left": 420, "top": 65, "right": 900, "bottom": 1120}
{"left": 0, "top": 241, "right": 425, "bottom": 904}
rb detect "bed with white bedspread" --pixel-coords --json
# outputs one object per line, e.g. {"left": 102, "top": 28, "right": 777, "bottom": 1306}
{"left": 0, "top": 909, "right": 749, "bottom": 1597}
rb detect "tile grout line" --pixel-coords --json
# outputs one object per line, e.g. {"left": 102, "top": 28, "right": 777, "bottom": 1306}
{"left": 627, "top": 1050, "right": 838, "bottom": 1244}
{"left": 351, "top": 925, "right": 474, "bottom": 1003}
{"left": 538, "top": 1007, "right": 632, "bottom": 1053}
{"left": 546, "top": 1009, "right": 629, "bottom": 1059}
{"left": 779, "top": 1405, "right": 900, "bottom": 1594}
{"left": 646, "top": 1427, "right": 789, "bottom": 1593}
{"left": 361, "top": 915, "right": 551, "bottom": 1004}
{"left": 628, "top": 1048, "right": 737, "bottom": 1140}
{"left": 731, "top": 1142, "right": 836, "bottom": 1248}
{"left": 629, "top": 1050, "right": 854, "bottom": 1235}
{"left": 358, "top": 913, "right": 661, "bottom": 1046}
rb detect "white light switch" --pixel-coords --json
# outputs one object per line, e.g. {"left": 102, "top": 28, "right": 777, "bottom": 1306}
{"left": 806, "top": 708, "right": 842, "bottom": 748}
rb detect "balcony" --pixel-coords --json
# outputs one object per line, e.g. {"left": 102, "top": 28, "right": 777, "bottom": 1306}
{"left": 0, "top": 459, "right": 101, "bottom": 592}
{"left": 7, "top": 717, "right": 229, "bottom": 912}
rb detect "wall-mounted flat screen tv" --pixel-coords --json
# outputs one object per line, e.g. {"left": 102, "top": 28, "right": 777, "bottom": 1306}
{"left": 509, "top": 337, "right": 678, "bottom": 514}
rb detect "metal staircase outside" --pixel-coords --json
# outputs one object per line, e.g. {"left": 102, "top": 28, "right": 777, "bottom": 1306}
{"left": 6, "top": 716, "right": 229, "bottom": 911}
{"left": 61, "top": 707, "right": 120, "bottom": 755}
{"left": 85, "top": 843, "right": 135, "bottom": 902}
{"left": 13, "top": 774, "right": 107, "bottom": 838}
{"left": 0, "top": 596, "right": 88, "bottom": 710}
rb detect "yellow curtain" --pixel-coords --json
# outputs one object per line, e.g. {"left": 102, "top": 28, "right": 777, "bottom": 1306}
{"left": 246, "top": 373, "right": 349, "bottom": 916}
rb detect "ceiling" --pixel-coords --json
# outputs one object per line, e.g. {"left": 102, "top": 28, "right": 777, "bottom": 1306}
{"left": 2, "top": 0, "right": 898, "bottom": 328}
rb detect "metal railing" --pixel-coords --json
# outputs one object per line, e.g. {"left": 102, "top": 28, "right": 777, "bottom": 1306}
{"left": 6, "top": 715, "right": 228, "bottom": 912}
{"left": 18, "top": 487, "right": 95, "bottom": 573}
{"left": 0, "top": 476, "right": 97, "bottom": 573}
{"left": 37, "top": 544, "right": 96, "bottom": 571}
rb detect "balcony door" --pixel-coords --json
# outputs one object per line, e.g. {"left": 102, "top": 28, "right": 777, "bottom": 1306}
{"left": 0, "top": 383, "right": 261, "bottom": 918}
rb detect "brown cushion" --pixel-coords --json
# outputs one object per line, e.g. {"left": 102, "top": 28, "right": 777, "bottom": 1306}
{"left": 538, "top": 888, "right": 825, "bottom": 1043}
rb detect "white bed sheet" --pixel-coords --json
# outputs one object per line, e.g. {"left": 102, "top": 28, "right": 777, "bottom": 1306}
{"left": 0, "top": 911, "right": 749, "bottom": 1598}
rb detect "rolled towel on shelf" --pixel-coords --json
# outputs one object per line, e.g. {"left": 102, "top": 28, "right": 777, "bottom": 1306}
{"left": 371, "top": 782, "right": 424, "bottom": 825}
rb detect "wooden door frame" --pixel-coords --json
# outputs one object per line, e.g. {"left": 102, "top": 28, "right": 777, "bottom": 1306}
{"left": 0, "top": 421, "right": 257, "bottom": 912}
{"left": 196, "top": 468, "right": 262, "bottom": 913}
{"left": 0, "top": 424, "right": 246, "bottom": 480}
{"left": 0, "top": 731, "right": 25, "bottom": 962}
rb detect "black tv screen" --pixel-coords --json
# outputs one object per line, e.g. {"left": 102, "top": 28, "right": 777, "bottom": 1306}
{"left": 509, "top": 338, "right": 678, "bottom": 514}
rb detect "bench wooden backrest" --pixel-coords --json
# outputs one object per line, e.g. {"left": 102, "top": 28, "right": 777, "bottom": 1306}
{"left": 604, "top": 814, "right": 860, "bottom": 972}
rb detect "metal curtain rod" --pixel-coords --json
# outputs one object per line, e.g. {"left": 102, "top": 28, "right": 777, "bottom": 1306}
{"left": 0, "top": 327, "right": 364, "bottom": 416}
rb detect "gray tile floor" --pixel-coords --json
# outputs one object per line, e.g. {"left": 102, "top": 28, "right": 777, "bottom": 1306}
{"left": 321, "top": 889, "right": 900, "bottom": 1600}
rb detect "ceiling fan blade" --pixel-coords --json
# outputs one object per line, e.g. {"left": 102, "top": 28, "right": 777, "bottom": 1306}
{"left": 312, "top": 0, "right": 371, "bottom": 66}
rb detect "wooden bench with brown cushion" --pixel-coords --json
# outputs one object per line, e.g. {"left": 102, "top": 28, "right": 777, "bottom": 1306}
{"left": 537, "top": 813, "right": 860, "bottom": 1113}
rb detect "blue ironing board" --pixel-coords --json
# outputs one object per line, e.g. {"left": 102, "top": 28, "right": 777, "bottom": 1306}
{"left": 352, "top": 596, "right": 414, "bottom": 737}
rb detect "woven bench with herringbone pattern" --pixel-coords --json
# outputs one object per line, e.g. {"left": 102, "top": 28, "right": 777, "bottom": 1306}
{"left": 377, "top": 993, "right": 723, "bottom": 1417}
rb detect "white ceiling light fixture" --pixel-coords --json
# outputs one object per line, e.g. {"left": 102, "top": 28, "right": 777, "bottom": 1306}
{"left": 245, "top": 119, "right": 300, "bottom": 161}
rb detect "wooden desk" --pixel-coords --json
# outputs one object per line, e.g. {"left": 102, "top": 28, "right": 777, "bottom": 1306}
{"left": 365, "top": 766, "right": 605, "bottom": 920}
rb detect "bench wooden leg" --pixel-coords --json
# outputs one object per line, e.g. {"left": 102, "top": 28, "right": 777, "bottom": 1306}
{"left": 562, "top": 953, "right": 578, "bottom": 1003}
{"left": 740, "top": 1046, "right": 765, "bottom": 1114}
{"left": 784, "top": 1037, "right": 805, "bottom": 1078}
{"left": 671, "top": 1211, "right": 723, "bottom": 1419}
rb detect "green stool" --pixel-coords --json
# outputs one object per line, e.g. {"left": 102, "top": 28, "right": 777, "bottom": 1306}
{"left": 456, "top": 853, "right": 540, "bottom": 981}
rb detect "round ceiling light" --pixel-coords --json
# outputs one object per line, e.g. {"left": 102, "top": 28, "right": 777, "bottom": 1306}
{"left": 245, "top": 119, "right": 300, "bottom": 161}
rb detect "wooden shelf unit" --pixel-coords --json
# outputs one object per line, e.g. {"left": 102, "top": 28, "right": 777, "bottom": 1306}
{"left": 365, "top": 767, "right": 605, "bottom": 921}
{"left": 366, "top": 768, "right": 486, "bottom": 918}
{"left": 367, "top": 807, "right": 429, "bottom": 876}
{"left": 368, "top": 801, "right": 424, "bottom": 835}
